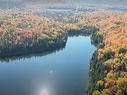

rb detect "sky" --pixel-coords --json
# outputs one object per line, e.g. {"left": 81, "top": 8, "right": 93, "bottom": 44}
{"left": 0, "top": 0, "right": 127, "bottom": 6}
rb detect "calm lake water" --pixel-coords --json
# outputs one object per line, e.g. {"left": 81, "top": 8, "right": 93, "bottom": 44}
{"left": 0, "top": 36, "right": 96, "bottom": 95}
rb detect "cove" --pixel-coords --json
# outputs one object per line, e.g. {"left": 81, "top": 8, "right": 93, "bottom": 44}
{"left": 0, "top": 36, "right": 96, "bottom": 95}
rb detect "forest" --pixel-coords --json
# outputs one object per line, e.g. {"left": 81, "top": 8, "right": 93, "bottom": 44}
{"left": 0, "top": 9, "right": 127, "bottom": 95}
{"left": 0, "top": 10, "right": 67, "bottom": 57}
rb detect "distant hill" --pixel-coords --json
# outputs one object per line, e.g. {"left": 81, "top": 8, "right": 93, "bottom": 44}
{"left": 23, "top": 0, "right": 67, "bottom": 4}
{"left": 0, "top": 0, "right": 126, "bottom": 9}
{"left": 22, "top": 0, "right": 127, "bottom": 6}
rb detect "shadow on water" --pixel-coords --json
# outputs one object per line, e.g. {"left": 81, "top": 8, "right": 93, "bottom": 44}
{"left": 0, "top": 34, "right": 94, "bottom": 62}
{"left": 0, "top": 46, "right": 65, "bottom": 62}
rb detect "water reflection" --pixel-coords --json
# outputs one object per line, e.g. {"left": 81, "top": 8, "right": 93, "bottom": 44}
{"left": 0, "top": 46, "right": 65, "bottom": 62}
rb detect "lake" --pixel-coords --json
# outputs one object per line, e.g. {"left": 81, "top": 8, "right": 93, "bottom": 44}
{"left": 0, "top": 36, "right": 96, "bottom": 95}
